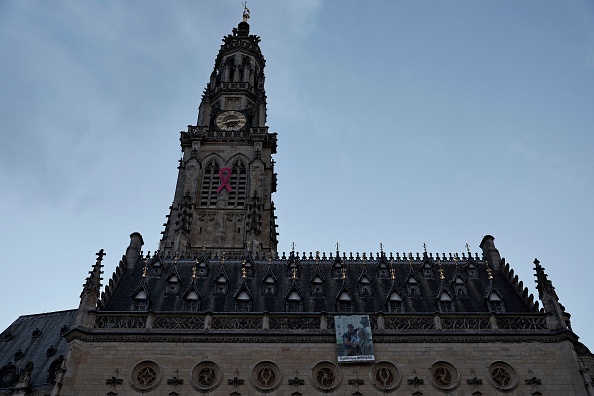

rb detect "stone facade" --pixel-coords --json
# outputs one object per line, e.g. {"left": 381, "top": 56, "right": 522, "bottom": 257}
{"left": 60, "top": 338, "right": 584, "bottom": 395}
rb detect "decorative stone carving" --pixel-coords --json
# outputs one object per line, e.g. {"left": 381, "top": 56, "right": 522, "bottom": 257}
{"left": 190, "top": 361, "right": 222, "bottom": 392}
{"left": 250, "top": 361, "right": 282, "bottom": 393}
{"left": 429, "top": 361, "right": 460, "bottom": 392}
{"left": 130, "top": 360, "right": 162, "bottom": 392}
{"left": 486, "top": 361, "right": 518, "bottom": 391}
{"left": 370, "top": 361, "right": 401, "bottom": 392}
{"left": 310, "top": 361, "right": 341, "bottom": 393}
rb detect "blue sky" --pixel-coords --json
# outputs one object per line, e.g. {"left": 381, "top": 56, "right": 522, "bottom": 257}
{"left": 1, "top": 1, "right": 593, "bottom": 349}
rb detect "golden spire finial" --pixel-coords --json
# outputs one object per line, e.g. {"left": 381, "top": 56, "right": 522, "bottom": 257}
{"left": 242, "top": 267, "right": 247, "bottom": 279}
{"left": 423, "top": 243, "right": 427, "bottom": 253}
{"left": 202, "top": 242, "right": 206, "bottom": 252}
{"left": 268, "top": 252, "right": 272, "bottom": 266}
{"left": 439, "top": 267, "right": 445, "bottom": 280}
{"left": 174, "top": 251, "right": 179, "bottom": 265}
{"left": 453, "top": 254, "right": 458, "bottom": 267}
{"left": 142, "top": 264, "right": 148, "bottom": 278}
{"left": 408, "top": 253, "right": 413, "bottom": 267}
{"left": 487, "top": 266, "right": 493, "bottom": 280}
{"left": 242, "top": 2, "right": 250, "bottom": 22}
{"left": 192, "top": 265, "right": 197, "bottom": 279}
{"left": 341, "top": 267, "right": 347, "bottom": 280}
{"left": 221, "top": 252, "right": 225, "bottom": 266}
{"left": 292, "top": 268, "right": 297, "bottom": 279}
{"left": 390, "top": 268, "right": 396, "bottom": 280}
{"left": 315, "top": 251, "right": 320, "bottom": 266}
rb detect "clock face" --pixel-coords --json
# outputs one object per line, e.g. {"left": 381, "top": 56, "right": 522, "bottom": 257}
{"left": 216, "top": 111, "right": 246, "bottom": 131}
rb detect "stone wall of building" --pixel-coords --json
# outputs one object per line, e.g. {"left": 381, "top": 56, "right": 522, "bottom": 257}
{"left": 61, "top": 338, "right": 586, "bottom": 395}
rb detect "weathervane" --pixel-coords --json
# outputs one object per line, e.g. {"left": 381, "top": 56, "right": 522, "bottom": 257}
{"left": 242, "top": 2, "right": 250, "bottom": 22}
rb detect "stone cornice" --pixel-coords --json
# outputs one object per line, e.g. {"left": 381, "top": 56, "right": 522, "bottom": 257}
{"left": 65, "top": 327, "right": 577, "bottom": 345}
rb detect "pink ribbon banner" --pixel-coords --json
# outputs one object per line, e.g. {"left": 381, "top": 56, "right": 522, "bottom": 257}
{"left": 217, "top": 167, "right": 233, "bottom": 193}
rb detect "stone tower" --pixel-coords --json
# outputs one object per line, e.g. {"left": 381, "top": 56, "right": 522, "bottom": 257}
{"left": 159, "top": 13, "right": 278, "bottom": 257}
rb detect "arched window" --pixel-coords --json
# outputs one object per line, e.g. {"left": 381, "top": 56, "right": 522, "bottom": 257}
{"left": 228, "top": 159, "right": 247, "bottom": 207}
{"left": 200, "top": 159, "right": 220, "bottom": 207}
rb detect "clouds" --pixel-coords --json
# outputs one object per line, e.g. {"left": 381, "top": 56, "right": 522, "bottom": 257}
{"left": 1, "top": 0, "right": 594, "bottom": 350}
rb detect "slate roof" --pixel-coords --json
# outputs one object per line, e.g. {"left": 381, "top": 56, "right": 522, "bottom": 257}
{"left": 101, "top": 252, "right": 537, "bottom": 314}
{"left": 0, "top": 310, "right": 76, "bottom": 392}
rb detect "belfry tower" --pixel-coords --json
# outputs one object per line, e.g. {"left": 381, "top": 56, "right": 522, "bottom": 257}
{"left": 160, "top": 9, "right": 278, "bottom": 257}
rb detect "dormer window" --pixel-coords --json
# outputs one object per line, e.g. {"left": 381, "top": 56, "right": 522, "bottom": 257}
{"left": 337, "top": 291, "right": 352, "bottom": 313}
{"left": 406, "top": 277, "right": 418, "bottom": 297}
{"left": 235, "top": 291, "right": 251, "bottom": 312}
{"left": 215, "top": 275, "right": 228, "bottom": 295}
{"left": 454, "top": 277, "right": 467, "bottom": 297}
{"left": 311, "top": 276, "right": 324, "bottom": 296}
{"left": 467, "top": 264, "right": 478, "bottom": 279}
{"left": 488, "top": 291, "right": 505, "bottom": 313}
{"left": 197, "top": 261, "right": 209, "bottom": 277}
{"left": 166, "top": 275, "right": 180, "bottom": 295}
{"left": 359, "top": 276, "right": 371, "bottom": 296}
{"left": 423, "top": 267, "right": 434, "bottom": 279}
{"left": 184, "top": 291, "right": 201, "bottom": 312}
{"left": 387, "top": 292, "right": 403, "bottom": 313}
{"left": 286, "top": 291, "right": 302, "bottom": 312}
{"left": 438, "top": 292, "right": 454, "bottom": 313}
{"left": 263, "top": 275, "right": 276, "bottom": 296}
{"left": 132, "top": 290, "right": 149, "bottom": 311}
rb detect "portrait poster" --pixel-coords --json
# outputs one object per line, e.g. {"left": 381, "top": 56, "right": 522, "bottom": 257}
{"left": 335, "top": 315, "right": 375, "bottom": 363}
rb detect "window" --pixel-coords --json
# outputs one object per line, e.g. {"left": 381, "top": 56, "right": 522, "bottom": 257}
{"left": 337, "top": 291, "right": 352, "bottom": 312}
{"left": 227, "top": 160, "right": 247, "bottom": 207}
{"left": 488, "top": 292, "right": 505, "bottom": 313}
{"left": 235, "top": 291, "right": 251, "bottom": 312}
{"left": 311, "top": 274, "right": 324, "bottom": 296}
{"left": 359, "top": 276, "right": 371, "bottom": 296}
{"left": 132, "top": 290, "right": 148, "bottom": 311}
{"left": 215, "top": 275, "right": 228, "bottom": 295}
{"left": 184, "top": 291, "right": 200, "bottom": 312}
{"left": 406, "top": 277, "right": 418, "bottom": 297}
{"left": 263, "top": 275, "right": 276, "bottom": 296}
{"left": 387, "top": 292, "right": 403, "bottom": 313}
{"left": 286, "top": 291, "right": 302, "bottom": 312}
{"left": 200, "top": 159, "right": 220, "bottom": 207}
{"left": 438, "top": 292, "right": 454, "bottom": 313}
{"left": 454, "top": 277, "right": 467, "bottom": 296}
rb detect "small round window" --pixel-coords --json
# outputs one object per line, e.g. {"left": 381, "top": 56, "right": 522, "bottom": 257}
{"left": 310, "top": 361, "right": 341, "bottom": 393}
{"left": 130, "top": 360, "right": 162, "bottom": 393}
{"left": 487, "top": 361, "right": 518, "bottom": 391}
{"left": 190, "top": 361, "right": 222, "bottom": 392}
{"left": 250, "top": 361, "right": 282, "bottom": 393}
{"left": 370, "top": 361, "right": 401, "bottom": 392}
{"left": 429, "top": 361, "right": 460, "bottom": 392}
